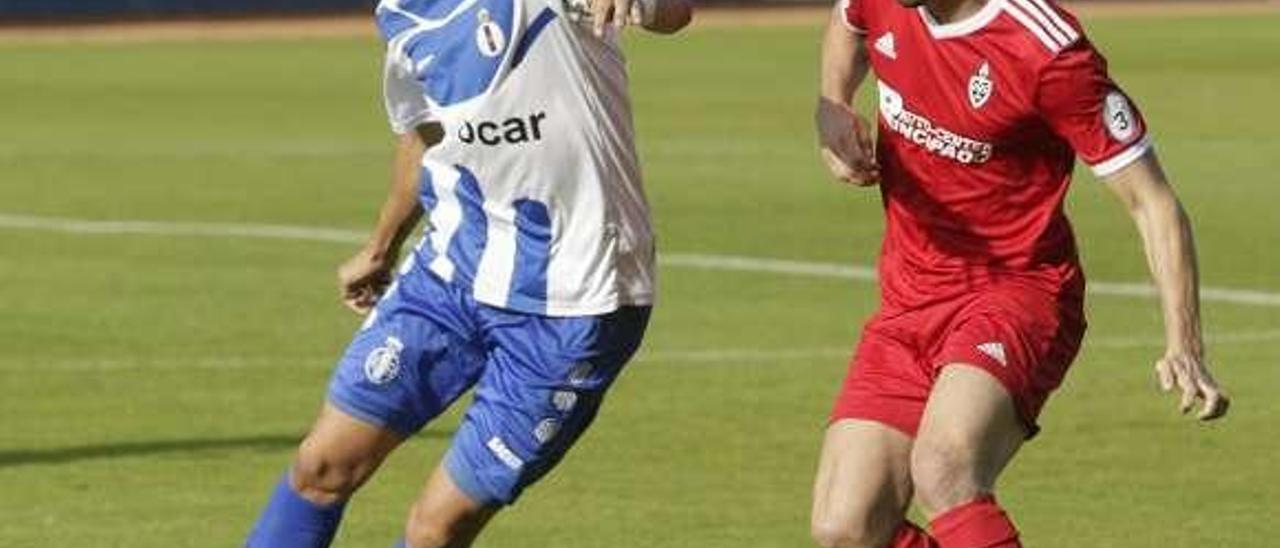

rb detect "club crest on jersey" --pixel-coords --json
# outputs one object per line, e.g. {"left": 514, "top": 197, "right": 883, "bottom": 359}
{"left": 363, "top": 335, "right": 405, "bottom": 385}
{"left": 968, "top": 62, "right": 994, "bottom": 109}
{"left": 475, "top": 9, "right": 506, "bottom": 58}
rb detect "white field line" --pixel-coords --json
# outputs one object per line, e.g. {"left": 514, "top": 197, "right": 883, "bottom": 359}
{"left": 1086, "top": 329, "right": 1280, "bottom": 349}
{"left": 0, "top": 213, "right": 366, "bottom": 245}
{"left": 664, "top": 253, "right": 1280, "bottom": 308}
{"left": 6, "top": 330, "right": 1279, "bottom": 372}
{"left": 0, "top": 349, "right": 850, "bottom": 372}
{"left": 3, "top": 212, "right": 1280, "bottom": 308}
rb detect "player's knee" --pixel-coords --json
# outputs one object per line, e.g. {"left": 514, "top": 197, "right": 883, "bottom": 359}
{"left": 909, "top": 440, "right": 981, "bottom": 514}
{"left": 290, "top": 439, "right": 376, "bottom": 505}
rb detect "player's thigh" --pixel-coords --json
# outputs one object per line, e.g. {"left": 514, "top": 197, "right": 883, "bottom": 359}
{"left": 442, "top": 305, "right": 651, "bottom": 507}
{"left": 812, "top": 419, "right": 914, "bottom": 546}
{"left": 911, "top": 365, "right": 1025, "bottom": 515}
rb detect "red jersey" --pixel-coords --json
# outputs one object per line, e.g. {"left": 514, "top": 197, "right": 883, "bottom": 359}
{"left": 841, "top": 0, "right": 1152, "bottom": 312}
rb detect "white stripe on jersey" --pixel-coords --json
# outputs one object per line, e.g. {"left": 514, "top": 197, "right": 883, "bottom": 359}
{"left": 424, "top": 161, "right": 463, "bottom": 282}
{"left": 1090, "top": 135, "right": 1154, "bottom": 178}
{"left": 474, "top": 201, "right": 519, "bottom": 306}
{"left": 1008, "top": 0, "right": 1070, "bottom": 47}
{"left": 380, "top": 0, "right": 479, "bottom": 32}
{"left": 1026, "top": 0, "right": 1080, "bottom": 43}
{"left": 1002, "top": 1, "right": 1064, "bottom": 52}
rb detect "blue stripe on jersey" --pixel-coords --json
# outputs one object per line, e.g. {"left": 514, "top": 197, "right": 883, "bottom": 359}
{"left": 506, "top": 199, "right": 552, "bottom": 313}
{"left": 415, "top": 165, "right": 441, "bottom": 266}
{"left": 398, "top": 0, "right": 515, "bottom": 108}
{"left": 510, "top": 7, "right": 557, "bottom": 70}
{"left": 446, "top": 166, "right": 489, "bottom": 287}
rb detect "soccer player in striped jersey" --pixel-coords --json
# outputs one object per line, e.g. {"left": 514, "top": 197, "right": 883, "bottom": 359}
{"left": 246, "top": 0, "right": 690, "bottom": 545}
{"left": 810, "top": 0, "right": 1229, "bottom": 546}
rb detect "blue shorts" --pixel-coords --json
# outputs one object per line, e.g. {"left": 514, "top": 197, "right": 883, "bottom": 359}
{"left": 327, "top": 256, "right": 650, "bottom": 506}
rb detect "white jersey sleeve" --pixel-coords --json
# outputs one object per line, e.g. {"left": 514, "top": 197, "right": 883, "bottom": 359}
{"left": 382, "top": 47, "right": 434, "bottom": 134}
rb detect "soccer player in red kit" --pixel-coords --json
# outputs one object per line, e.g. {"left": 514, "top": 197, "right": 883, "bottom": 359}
{"left": 810, "top": 0, "right": 1231, "bottom": 546}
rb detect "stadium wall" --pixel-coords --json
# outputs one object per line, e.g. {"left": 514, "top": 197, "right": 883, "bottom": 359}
{"left": 0, "top": 0, "right": 1248, "bottom": 19}
{"left": 0, "top": 1, "right": 375, "bottom": 19}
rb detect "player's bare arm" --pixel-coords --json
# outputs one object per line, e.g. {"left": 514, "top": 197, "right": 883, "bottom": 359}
{"left": 338, "top": 124, "right": 441, "bottom": 315}
{"left": 1103, "top": 152, "right": 1230, "bottom": 421}
{"left": 581, "top": 0, "right": 692, "bottom": 36}
{"left": 817, "top": 3, "right": 878, "bottom": 187}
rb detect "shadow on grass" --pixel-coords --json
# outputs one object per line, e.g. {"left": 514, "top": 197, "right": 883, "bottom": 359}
{"left": 0, "top": 430, "right": 454, "bottom": 468}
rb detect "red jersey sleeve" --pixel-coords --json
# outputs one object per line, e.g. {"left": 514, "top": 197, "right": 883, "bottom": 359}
{"left": 1036, "top": 42, "right": 1152, "bottom": 178}
{"left": 840, "top": 0, "right": 872, "bottom": 34}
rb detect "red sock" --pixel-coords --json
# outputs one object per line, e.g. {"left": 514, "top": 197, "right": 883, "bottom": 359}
{"left": 891, "top": 521, "right": 938, "bottom": 548}
{"left": 928, "top": 495, "right": 1021, "bottom": 548}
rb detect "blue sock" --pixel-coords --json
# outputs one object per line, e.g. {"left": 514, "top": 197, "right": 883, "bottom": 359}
{"left": 393, "top": 540, "right": 408, "bottom": 548}
{"left": 246, "top": 472, "right": 347, "bottom": 548}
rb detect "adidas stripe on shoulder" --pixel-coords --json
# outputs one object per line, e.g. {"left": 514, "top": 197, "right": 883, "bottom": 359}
{"left": 840, "top": 0, "right": 869, "bottom": 34}
{"left": 1002, "top": 0, "right": 1080, "bottom": 53}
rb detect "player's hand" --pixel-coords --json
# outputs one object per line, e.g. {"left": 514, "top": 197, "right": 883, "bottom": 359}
{"left": 816, "top": 96, "right": 879, "bottom": 187}
{"left": 586, "top": 0, "right": 639, "bottom": 35}
{"left": 337, "top": 247, "right": 394, "bottom": 315}
{"left": 1155, "top": 351, "right": 1230, "bottom": 421}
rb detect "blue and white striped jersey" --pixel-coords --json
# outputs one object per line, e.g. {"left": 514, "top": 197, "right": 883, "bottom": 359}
{"left": 377, "top": 0, "right": 656, "bottom": 317}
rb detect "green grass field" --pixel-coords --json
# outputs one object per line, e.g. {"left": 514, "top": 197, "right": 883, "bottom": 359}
{"left": 2, "top": 10, "right": 1278, "bottom": 547}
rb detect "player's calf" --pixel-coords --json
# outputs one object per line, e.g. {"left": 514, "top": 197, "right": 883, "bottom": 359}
{"left": 400, "top": 464, "right": 496, "bottom": 548}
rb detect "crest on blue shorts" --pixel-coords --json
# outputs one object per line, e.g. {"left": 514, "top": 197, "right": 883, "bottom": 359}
{"left": 363, "top": 335, "right": 405, "bottom": 385}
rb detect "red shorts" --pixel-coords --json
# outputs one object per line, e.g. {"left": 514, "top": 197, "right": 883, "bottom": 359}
{"left": 831, "top": 284, "right": 1085, "bottom": 438}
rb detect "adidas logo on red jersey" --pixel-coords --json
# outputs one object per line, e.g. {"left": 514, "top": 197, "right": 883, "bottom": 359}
{"left": 976, "top": 342, "right": 1008, "bottom": 367}
{"left": 875, "top": 32, "right": 897, "bottom": 59}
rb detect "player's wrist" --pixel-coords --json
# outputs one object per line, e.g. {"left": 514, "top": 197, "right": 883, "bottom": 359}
{"left": 360, "top": 237, "right": 399, "bottom": 264}
{"left": 818, "top": 93, "right": 854, "bottom": 110}
{"left": 1163, "top": 337, "right": 1204, "bottom": 361}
